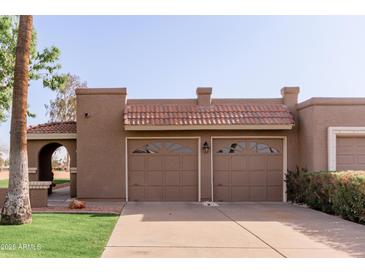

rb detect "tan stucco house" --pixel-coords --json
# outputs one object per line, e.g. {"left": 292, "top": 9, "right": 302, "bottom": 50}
{"left": 26, "top": 86, "right": 365, "bottom": 202}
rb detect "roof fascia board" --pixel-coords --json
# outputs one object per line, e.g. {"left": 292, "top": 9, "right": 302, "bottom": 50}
{"left": 27, "top": 133, "right": 77, "bottom": 140}
{"left": 124, "top": 124, "right": 293, "bottom": 131}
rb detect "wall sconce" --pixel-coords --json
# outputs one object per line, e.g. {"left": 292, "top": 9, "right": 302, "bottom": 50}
{"left": 202, "top": 141, "right": 210, "bottom": 153}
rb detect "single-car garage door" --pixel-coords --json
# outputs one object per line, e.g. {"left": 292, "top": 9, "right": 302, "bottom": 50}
{"left": 128, "top": 139, "right": 198, "bottom": 201}
{"left": 336, "top": 137, "right": 365, "bottom": 171}
{"left": 213, "top": 138, "right": 283, "bottom": 202}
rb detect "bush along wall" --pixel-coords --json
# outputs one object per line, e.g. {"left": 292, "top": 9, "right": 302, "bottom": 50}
{"left": 286, "top": 168, "right": 365, "bottom": 224}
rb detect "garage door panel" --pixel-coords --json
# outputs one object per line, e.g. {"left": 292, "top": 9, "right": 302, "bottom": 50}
{"left": 214, "top": 171, "right": 230, "bottom": 186}
{"left": 128, "top": 186, "right": 145, "bottom": 201}
{"left": 231, "top": 171, "right": 249, "bottom": 185}
{"left": 148, "top": 157, "right": 163, "bottom": 170}
{"left": 267, "top": 186, "right": 282, "bottom": 201}
{"left": 181, "top": 186, "right": 197, "bottom": 201}
{"left": 337, "top": 145, "right": 354, "bottom": 154}
{"left": 249, "top": 171, "right": 267, "bottom": 186}
{"left": 231, "top": 186, "right": 250, "bottom": 201}
{"left": 357, "top": 146, "right": 365, "bottom": 153}
{"left": 337, "top": 154, "right": 355, "bottom": 165}
{"left": 358, "top": 155, "right": 365, "bottom": 164}
{"left": 164, "top": 186, "right": 180, "bottom": 201}
{"left": 339, "top": 164, "right": 365, "bottom": 170}
{"left": 337, "top": 137, "right": 365, "bottom": 171}
{"left": 214, "top": 186, "right": 230, "bottom": 202}
{"left": 129, "top": 156, "right": 145, "bottom": 171}
{"left": 268, "top": 156, "right": 282, "bottom": 170}
{"left": 267, "top": 171, "right": 283, "bottom": 186}
{"left": 248, "top": 156, "right": 267, "bottom": 170}
{"left": 231, "top": 156, "right": 246, "bottom": 170}
{"left": 250, "top": 186, "right": 267, "bottom": 201}
{"left": 338, "top": 164, "right": 355, "bottom": 170}
{"left": 182, "top": 155, "right": 197, "bottom": 170}
{"left": 182, "top": 171, "right": 197, "bottom": 186}
{"left": 147, "top": 171, "right": 163, "bottom": 186}
{"left": 165, "top": 156, "right": 180, "bottom": 170}
{"left": 213, "top": 157, "right": 230, "bottom": 170}
{"left": 146, "top": 186, "right": 163, "bottom": 201}
{"left": 165, "top": 171, "right": 180, "bottom": 186}
{"left": 129, "top": 171, "right": 145, "bottom": 186}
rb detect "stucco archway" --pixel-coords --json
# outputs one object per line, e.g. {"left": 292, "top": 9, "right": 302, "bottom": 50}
{"left": 27, "top": 139, "right": 77, "bottom": 198}
{"left": 26, "top": 121, "right": 77, "bottom": 197}
{"left": 38, "top": 143, "right": 65, "bottom": 182}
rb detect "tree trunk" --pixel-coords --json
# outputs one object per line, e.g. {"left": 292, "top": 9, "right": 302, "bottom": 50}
{"left": 1, "top": 16, "right": 33, "bottom": 225}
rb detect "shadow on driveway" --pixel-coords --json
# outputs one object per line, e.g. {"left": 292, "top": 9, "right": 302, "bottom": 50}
{"left": 118, "top": 202, "right": 365, "bottom": 257}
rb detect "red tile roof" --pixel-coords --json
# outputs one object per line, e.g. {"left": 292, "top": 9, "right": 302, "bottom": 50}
{"left": 27, "top": 121, "right": 76, "bottom": 134}
{"left": 124, "top": 104, "right": 294, "bottom": 126}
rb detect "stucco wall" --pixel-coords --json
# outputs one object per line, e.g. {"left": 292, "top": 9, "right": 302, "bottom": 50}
{"left": 76, "top": 88, "right": 127, "bottom": 199}
{"left": 297, "top": 99, "right": 365, "bottom": 171}
{"left": 297, "top": 106, "right": 315, "bottom": 170}
{"left": 0, "top": 188, "right": 48, "bottom": 208}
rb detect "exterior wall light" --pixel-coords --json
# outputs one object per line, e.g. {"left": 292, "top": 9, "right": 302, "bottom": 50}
{"left": 202, "top": 141, "right": 210, "bottom": 153}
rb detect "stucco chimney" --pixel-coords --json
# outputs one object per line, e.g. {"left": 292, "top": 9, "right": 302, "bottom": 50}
{"left": 281, "top": 86, "right": 299, "bottom": 112}
{"left": 196, "top": 87, "right": 212, "bottom": 105}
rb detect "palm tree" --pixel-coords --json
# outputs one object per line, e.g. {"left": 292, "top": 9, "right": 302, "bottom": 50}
{"left": 1, "top": 16, "right": 33, "bottom": 225}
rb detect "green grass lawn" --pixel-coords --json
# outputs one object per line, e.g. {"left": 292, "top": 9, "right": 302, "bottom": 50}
{"left": 0, "top": 178, "right": 70, "bottom": 188}
{"left": 0, "top": 179, "right": 8, "bottom": 188}
{"left": 53, "top": 179, "right": 70, "bottom": 185}
{"left": 0, "top": 213, "right": 118, "bottom": 258}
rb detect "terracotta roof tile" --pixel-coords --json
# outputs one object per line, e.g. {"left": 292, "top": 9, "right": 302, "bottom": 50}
{"left": 124, "top": 104, "right": 294, "bottom": 127}
{"left": 27, "top": 121, "right": 76, "bottom": 134}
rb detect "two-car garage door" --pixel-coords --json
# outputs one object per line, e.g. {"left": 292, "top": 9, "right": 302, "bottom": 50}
{"left": 127, "top": 138, "right": 284, "bottom": 202}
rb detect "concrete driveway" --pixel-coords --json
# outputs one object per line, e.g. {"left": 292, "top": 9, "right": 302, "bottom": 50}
{"left": 102, "top": 202, "right": 365, "bottom": 258}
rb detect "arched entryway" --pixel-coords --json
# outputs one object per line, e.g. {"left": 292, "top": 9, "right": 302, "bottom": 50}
{"left": 27, "top": 121, "right": 77, "bottom": 198}
{"left": 28, "top": 139, "right": 77, "bottom": 198}
{"left": 38, "top": 143, "right": 70, "bottom": 195}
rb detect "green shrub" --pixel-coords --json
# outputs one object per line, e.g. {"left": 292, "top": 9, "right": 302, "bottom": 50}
{"left": 286, "top": 167, "right": 308, "bottom": 203}
{"left": 286, "top": 169, "right": 365, "bottom": 224}
{"left": 330, "top": 172, "right": 365, "bottom": 223}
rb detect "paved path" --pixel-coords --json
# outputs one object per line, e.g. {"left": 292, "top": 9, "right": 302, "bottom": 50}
{"left": 102, "top": 202, "right": 365, "bottom": 258}
{"left": 31, "top": 186, "right": 125, "bottom": 214}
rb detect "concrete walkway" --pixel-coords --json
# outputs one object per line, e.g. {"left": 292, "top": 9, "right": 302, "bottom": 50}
{"left": 30, "top": 186, "right": 125, "bottom": 214}
{"left": 102, "top": 202, "right": 365, "bottom": 258}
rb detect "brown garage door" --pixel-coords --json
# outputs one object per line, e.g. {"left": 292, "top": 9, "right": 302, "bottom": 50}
{"left": 128, "top": 139, "right": 198, "bottom": 201}
{"left": 213, "top": 139, "right": 283, "bottom": 202}
{"left": 336, "top": 137, "right": 365, "bottom": 171}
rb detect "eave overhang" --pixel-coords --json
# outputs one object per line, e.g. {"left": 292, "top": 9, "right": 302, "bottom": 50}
{"left": 124, "top": 124, "right": 294, "bottom": 131}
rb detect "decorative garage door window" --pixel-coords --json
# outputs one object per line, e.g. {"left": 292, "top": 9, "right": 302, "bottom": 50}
{"left": 133, "top": 142, "right": 193, "bottom": 154}
{"left": 216, "top": 142, "right": 246, "bottom": 154}
{"left": 216, "top": 141, "right": 279, "bottom": 154}
{"left": 250, "top": 142, "right": 279, "bottom": 154}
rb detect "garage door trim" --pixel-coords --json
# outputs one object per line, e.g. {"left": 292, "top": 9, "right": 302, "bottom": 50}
{"left": 125, "top": 137, "right": 201, "bottom": 202}
{"left": 210, "top": 136, "right": 287, "bottom": 202}
{"left": 328, "top": 126, "right": 365, "bottom": 171}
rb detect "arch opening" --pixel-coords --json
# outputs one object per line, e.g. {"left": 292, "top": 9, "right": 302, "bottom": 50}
{"left": 38, "top": 143, "right": 71, "bottom": 196}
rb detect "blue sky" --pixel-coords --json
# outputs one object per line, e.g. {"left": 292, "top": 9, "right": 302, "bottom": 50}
{"left": 1, "top": 16, "right": 365, "bottom": 151}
